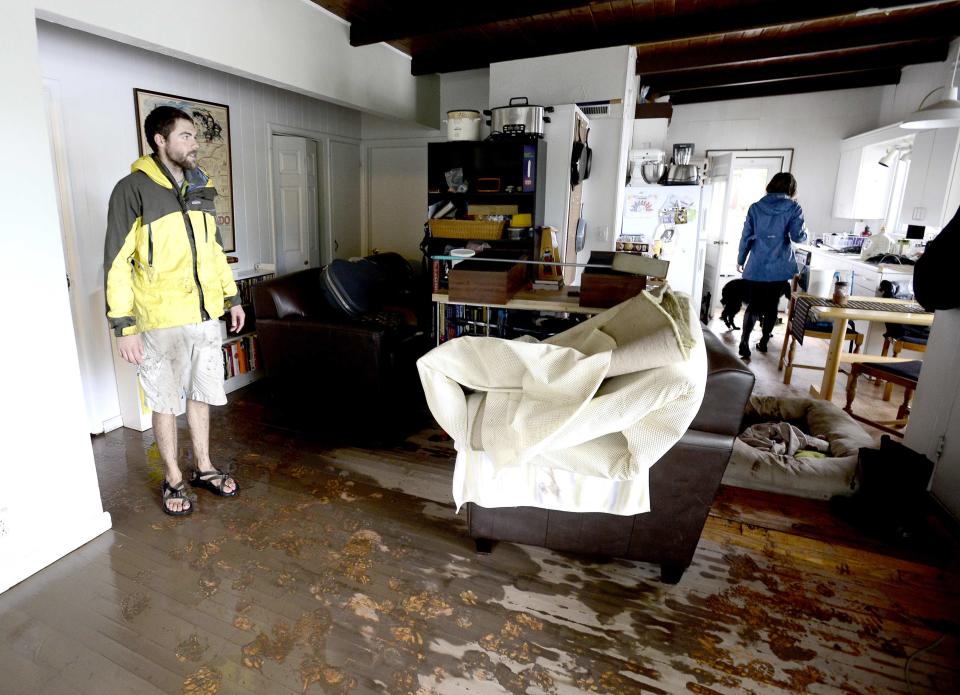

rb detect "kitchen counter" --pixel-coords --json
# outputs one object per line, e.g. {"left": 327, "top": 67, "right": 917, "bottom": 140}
{"left": 796, "top": 243, "right": 915, "bottom": 275}
{"left": 796, "top": 242, "right": 917, "bottom": 355}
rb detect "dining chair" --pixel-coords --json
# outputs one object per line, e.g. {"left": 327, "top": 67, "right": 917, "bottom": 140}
{"left": 779, "top": 275, "right": 863, "bottom": 385}
{"left": 876, "top": 280, "right": 928, "bottom": 400}
{"left": 844, "top": 359, "right": 921, "bottom": 437}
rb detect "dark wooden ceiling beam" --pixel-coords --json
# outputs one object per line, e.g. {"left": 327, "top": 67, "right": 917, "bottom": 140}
{"left": 635, "top": 7, "right": 960, "bottom": 73}
{"left": 411, "top": 2, "right": 960, "bottom": 75}
{"left": 668, "top": 69, "right": 902, "bottom": 105}
{"left": 353, "top": 0, "right": 941, "bottom": 49}
{"left": 642, "top": 40, "right": 949, "bottom": 93}
{"left": 348, "top": 0, "right": 592, "bottom": 46}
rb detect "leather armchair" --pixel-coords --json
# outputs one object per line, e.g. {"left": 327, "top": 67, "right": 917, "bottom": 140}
{"left": 465, "top": 328, "right": 755, "bottom": 583}
{"left": 253, "top": 256, "right": 431, "bottom": 439}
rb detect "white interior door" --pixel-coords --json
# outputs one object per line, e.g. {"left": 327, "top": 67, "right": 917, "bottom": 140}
{"left": 330, "top": 140, "right": 361, "bottom": 260}
{"left": 705, "top": 152, "right": 791, "bottom": 310}
{"left": 272, "top": 135, "right": 320, "bottom": 274}
{"left": 702, "top": 178, "right": 728, "bottom": 315}
{"left": 44, "top": 81, "right": 115, "bottom": 433}
{"left": 369, "top": 145, "right": 427, "bottom": 261}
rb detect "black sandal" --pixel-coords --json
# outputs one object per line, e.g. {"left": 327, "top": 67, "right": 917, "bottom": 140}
{"left": 190, "top": 468, "right": 239, "bottom": 497}
{"left": 162, "top": 479, "right": 194, "bottom": 516}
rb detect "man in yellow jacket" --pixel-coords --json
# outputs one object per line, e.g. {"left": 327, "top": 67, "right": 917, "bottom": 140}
{"left": 105, "top": 105, "right": 242, "bottom": 516}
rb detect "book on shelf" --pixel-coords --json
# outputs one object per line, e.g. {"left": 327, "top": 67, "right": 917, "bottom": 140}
{"left": 532, "top": 279, "right": 563, "bottom": 291}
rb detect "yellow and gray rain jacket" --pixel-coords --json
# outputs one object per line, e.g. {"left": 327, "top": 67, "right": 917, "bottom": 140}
{"left": 104, "top": 155, "right": 239, "bottom": 336}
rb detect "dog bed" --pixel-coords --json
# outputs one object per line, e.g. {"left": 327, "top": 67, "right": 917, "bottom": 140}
{"left": 722, "top": 395, "right": 875, "bottom": 499}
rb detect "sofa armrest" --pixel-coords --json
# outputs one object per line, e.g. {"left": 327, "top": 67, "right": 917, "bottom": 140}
{"left": 254, "top": 268, "right": 327, "bottom": 320}
{"left": 689, "top": 328, "right": 755, "bottom": 436}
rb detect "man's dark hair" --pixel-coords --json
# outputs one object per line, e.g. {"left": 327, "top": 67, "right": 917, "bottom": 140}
{"left": 144, "top": 106, "right": 193, "bottom": 154}
{"left": 766, "top": 172, "right": 797, "bottom": 197}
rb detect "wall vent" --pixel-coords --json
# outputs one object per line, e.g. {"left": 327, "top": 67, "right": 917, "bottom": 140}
{"left": 576, "top": 100, "right": 624, "bottom": 119}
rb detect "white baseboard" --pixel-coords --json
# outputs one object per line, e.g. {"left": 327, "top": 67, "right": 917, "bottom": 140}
{"left": 0, "top": 511, "right": 112, "bottom": 595}
{"left": 102, "top": 415, "right": 124, "bottom": 433}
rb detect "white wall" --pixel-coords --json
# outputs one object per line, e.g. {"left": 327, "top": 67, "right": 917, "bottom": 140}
{"left": 665, "top": 87, "right": 887, "bottom": 237}
{"left": 489, "top": 46, "right": 633, "bottom": 108}
{"left": 33, "top": 0, "right": 431, "bottom": 125}
{"left": 0, "top": 2, "right": 111, "bottom": 595}
{"left": 38, "top": 21, "right": 363, "bottom": 435}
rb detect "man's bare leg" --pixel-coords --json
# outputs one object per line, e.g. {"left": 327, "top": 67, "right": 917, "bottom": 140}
{"left": 153, "top": 410, "right": 190, "bottom": 513}
{"left": 186, "top": 399, "right": 236, "bottom": 493}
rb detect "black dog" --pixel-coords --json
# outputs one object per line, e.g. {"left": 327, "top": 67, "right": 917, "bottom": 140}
{"left": 719, "top": 278, "right": 791, "bottom": 330}
{"left": 719, "top": 279, "right": 749, "bottom": 329}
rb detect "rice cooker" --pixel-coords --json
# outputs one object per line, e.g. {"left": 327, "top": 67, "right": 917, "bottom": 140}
{"left": 446, "top": 110, "right": 482, "bottom": 141}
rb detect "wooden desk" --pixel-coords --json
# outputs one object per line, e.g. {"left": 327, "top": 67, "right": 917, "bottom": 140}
{"left": 807, "top": 296, "right": 934, "bottom": 401}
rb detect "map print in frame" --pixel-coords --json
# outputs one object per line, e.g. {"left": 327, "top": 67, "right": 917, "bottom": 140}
{"left": 134, "top": 88, "right": 236, "bottom": 252}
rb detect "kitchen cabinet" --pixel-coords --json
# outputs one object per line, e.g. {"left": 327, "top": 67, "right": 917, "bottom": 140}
{"left": 832, "top": 143, "right": 895, "bottom": 220}
{"left": 899, "top": 127, "right": 960, "bottom": 229}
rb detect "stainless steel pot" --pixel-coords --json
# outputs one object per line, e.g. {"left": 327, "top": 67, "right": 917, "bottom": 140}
{"left": 484, "top": 97, "right": 553, "bottom": 137}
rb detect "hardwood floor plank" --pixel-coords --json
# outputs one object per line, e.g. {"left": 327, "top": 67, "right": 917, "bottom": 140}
{"left": 3, "top": 327, "right": 959, "bottom": 694}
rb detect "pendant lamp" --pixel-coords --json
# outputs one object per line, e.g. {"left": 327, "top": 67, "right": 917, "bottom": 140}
{"left": 902, "top": 42, "right": 960, "bottom": 129}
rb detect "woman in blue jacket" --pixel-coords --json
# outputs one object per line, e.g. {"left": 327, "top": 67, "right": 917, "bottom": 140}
{"left": 736, "top": 172, "right": 807, "bottom": 358}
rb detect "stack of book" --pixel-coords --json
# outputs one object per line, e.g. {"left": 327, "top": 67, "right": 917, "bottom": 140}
{"left": 222, "top": 335, "right": 259, "bottom": 379}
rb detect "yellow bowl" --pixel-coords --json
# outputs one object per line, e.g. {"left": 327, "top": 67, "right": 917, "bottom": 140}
{"left": 511, "top": 213, "right": 532, "bottom": 227}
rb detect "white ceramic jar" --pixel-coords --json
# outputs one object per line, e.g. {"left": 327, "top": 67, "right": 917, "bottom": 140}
{"left": 446, "top": 110, "right": 481, "bottom": 141}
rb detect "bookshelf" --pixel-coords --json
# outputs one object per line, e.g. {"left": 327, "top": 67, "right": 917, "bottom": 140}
{"left": 222, "top": 270, "right": 274, "bottom": 394}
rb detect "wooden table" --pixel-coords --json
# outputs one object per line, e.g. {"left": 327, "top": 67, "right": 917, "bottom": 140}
{"left": 807, "top": 296, "right": 934, "bottom": 401}
{"left": 432, "top": 288, "right": 610, "bottom": 345}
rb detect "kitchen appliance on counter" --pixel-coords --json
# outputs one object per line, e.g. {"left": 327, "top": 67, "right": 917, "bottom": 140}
{"left": 628, "top": 147, "right": 666, "bottom": 184}
{"left": 484, "top": 97, "right": 553, "bottom": 139}
{"left": 446, "top": 110, "right": 482, "bottom": 141}
{"left": 665, "top": 143, "right": 700, "bottom": 185}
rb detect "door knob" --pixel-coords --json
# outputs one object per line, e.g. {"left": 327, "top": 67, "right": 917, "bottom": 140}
{"left": 304, "top": 260, "right": 309, "bottom": 266}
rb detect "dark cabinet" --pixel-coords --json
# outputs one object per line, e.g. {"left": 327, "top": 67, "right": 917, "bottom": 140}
{"left": 427, "top": 140, "right": 547, "bottom": 226}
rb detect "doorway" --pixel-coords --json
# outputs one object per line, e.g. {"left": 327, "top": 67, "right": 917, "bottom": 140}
{"left": 271, "top": 134, "right": 322, "bottom": 275}
{"left": 44, "top": 80, "right": 110, "bottom": 434}
{"left": 702, "top": 149, "right": 793, "bottom": 317}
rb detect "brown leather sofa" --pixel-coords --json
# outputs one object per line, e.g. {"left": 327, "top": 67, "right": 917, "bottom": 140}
{"left": 253, "top": 257, "right": 431, "bottom": 440}
{"left": 465, "top": 328, "right": 755, "bottom": 583}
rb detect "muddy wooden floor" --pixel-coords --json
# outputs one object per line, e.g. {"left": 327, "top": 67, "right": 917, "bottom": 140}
{"left": 3, "top": 338, "right": 960, "bottom": 693}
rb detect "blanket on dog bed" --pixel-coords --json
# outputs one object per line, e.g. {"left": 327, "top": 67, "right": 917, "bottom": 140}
{"left": 722, "top": 395, "right": 874, "bottom": 499}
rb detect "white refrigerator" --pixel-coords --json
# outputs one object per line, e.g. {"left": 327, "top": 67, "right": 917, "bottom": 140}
{"left": 621, "top": 184, "right": 709, "bottom": 313}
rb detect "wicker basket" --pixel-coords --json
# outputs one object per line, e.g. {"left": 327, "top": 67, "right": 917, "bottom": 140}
{"left": 428, "top": 218, "right": 505, "bottom": 240}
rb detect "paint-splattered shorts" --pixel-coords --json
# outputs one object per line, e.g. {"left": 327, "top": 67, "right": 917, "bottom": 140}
{"left": 138, "top": 320, "right": 226, "bottom": 415}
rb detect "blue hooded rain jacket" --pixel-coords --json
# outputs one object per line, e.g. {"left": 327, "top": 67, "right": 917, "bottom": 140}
{"left": 737, "top": 193, "right": 807, "bottom": 282}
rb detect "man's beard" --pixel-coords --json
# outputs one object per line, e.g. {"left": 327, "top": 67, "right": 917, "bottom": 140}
{"left": 172, "top": 150, "right": 199, "bottom": 170}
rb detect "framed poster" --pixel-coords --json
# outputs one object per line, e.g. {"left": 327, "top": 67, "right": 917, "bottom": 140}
{"left": 134, "top": 88, "right": 236, "bottom": 252}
